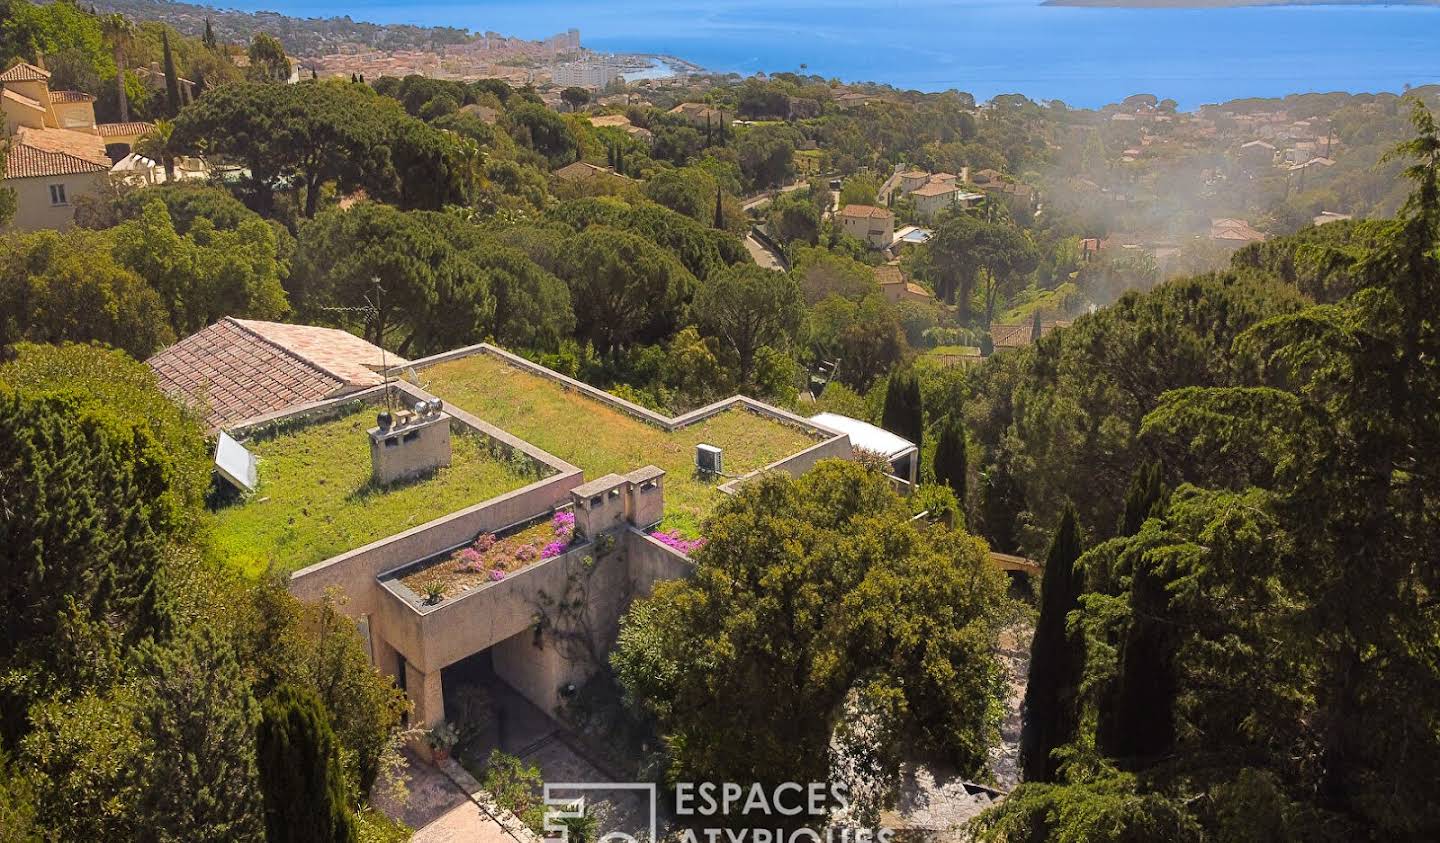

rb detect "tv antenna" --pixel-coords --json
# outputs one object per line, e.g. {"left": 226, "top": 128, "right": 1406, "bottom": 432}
{"left": 320, "top": 277, "right": 394, "bottom": 412}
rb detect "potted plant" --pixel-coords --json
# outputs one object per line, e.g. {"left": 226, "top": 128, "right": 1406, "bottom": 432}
{"left": 426, "top": 721, "right": 459, "bottom": 763}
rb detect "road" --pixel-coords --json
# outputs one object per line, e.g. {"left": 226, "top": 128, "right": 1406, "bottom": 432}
{"left": 740, "top": 179, "right": 811, "bottom": 212}
{"left": 745, "top": 232, "right": 785, "bottom": 270}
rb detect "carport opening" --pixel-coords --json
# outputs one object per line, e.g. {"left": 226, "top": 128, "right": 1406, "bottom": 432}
{"left": 441, "top": 633, "right": 557, "bottom": 776}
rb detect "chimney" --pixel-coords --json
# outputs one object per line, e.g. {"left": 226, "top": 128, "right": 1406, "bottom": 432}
{"left": 368, "top": 400, "right": 452, "bottom": 486}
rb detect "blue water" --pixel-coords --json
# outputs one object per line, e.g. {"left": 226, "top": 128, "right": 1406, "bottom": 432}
{"left": 235, "top": 0, "right": 1440, "bottom": 108}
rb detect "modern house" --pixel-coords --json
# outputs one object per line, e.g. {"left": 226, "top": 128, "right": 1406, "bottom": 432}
{"left": 910, "top": 181, "right": 982, "bottom": 221}
{"left": 838, "top": 203, "right": 895, "bottom": 249}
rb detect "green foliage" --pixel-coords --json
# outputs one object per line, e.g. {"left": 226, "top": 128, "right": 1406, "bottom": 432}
{"left": 256, "top": 685, "right": 357, "bottom": 843}
{"left": 505, "top": 101, "right": 581, "bottom": 167}
{"left": 880, "top": 367, "right": 924, "bottom": 447}
{"left": 808, "top": 292, "right": 909, "bottom": 391}
{"left": 111, "top": 200, "right": 289, "bottom": 335}
{"left": 693, "top": 263, "right": 804, "bottom": 387}
{"left": 246, "top": 32, "right": 290, "bottom": 82}
{"left": 0, "top": 228, "right": 173, "bottom": 357}
{"left": 736, "top": 123, "right": 800, "bottom": 189}
{"left": 612, "top": 461, "right": 1012, "bottom": 798}
{"left": 560, "top": 225, "right": 696, "bottom": 352}
{"left": 479, "top": 750, "right": 546, "bottom": 832}
{"left": 931, "top": 414, "right": 967, "bottom": 510}
{"left": 961, "top": 271, "right": 1304, "bottom": 555}
{"left": 1019, "top": 506, "right": 1085, "bottom": 783}
{"left": 0, "top": 388, "right": 180, "bottom": 742}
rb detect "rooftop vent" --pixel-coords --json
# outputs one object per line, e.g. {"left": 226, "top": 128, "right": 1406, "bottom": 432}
{"left": 696, "top": 444, "right": 723, "bottom": 476}
{"left": 369, "top": 408, "right": 451, "bottom": 486}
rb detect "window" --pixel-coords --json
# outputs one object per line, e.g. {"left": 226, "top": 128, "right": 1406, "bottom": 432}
{"left": 48, "top": 184, "right": 67, "bottom": 206}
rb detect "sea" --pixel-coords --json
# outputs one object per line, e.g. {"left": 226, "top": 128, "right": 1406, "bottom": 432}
{"left": 230, "top": 0, "right": 1440, "bottom": 108}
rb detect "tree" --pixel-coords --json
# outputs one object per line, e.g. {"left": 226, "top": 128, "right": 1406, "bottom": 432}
{"left": 171, "top": 81, "right": 400, "bottom": 217}
{"left": 612, "top": 461, "right": 1010, "bottom": 799}
{"left": 0, "top": 228, "right": 173, "bottom": 357}
{"left": 560, "top": 86, "right": 590, "bottom": 110}
{"left": 505, "top": 102, "right": 580, "bottom": 168}
{"left": 0, "top": 389, "right": 180, "bottom": 743}
{"left": 246, "top": 33, "right": 290, "bottom": 83}
{"left": 161, "top": 29, "right": 180, "bottom": 117}
{"left": 926, "top": 213, "right": 1038, "bottom": 324}
{"left": 808, "top": 292, "right": 908, "bottom": 391}
{"left": 839, "top": 172, "right": 881, "bottom": 207}
{"left": 135, "top": 118, "right": 175, "bottom": 182}
{"left": 100, "top": 14, "right": 134, "bottom": 123}
{"left": 736, "top": 123, "right": 799, "bottom": 189}
{"left": 881, "top": 367, "right": 923, "bottom": 447}
{"left": 693, "top": 263, "right": 803, "bottom": 388}
{"left": 1019, "top": 506, "right": 1085, "bottom": 783}
{"left": 255, "top": 686, "right": 356, "bottom": 843}
{"left": 767, "top": 189, "right": 821, "bottom": 245}
{"left": 560, "top": 226, "right": 695, "bottom": 353}
{"left": 932, "top": 415, "right": 967, "bottom": 512}
{"left": 1118, "top": 460, "right": 1166, "bottom": 537}
{"left": 133, "top": 632, "right": 263, "bottom": 842}
{"left": 202, "top": 17, "right": 216, "bottom": 50}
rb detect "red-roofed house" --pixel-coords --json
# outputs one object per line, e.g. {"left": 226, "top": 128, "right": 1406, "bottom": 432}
{"left": 147, "top": 317, "right": 411, "bottom": 430}
{"left": 838, "top": 204, "right": 895, "bottom": 249}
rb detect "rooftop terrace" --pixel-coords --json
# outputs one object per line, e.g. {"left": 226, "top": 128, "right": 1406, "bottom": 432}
{"left": 209, "top": 401, "right": 545, "bottom": 577}
{"left": 421, "top": 351, "right": 825, "bottom": 536}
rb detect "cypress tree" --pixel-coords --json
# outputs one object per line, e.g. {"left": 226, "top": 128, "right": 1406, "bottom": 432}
{"left": 1098, "top": 546, "right": 1180, "bottom": 764}
{"left": 162, "top": 31, "right": 180, "bottom": 117}
{"left": 203, "top": 17, "right": 216, "bottom": 50}
{"left": 256, "top": 685, "right": 356, "bottom": 843}
{"left": 1030, "top": 308, "right": 1043, "bottom": 344}
{"left": 1020, "top": 505, "right": 1085, "bottom": 783}
{"left": 714, "top": 185, "right": 725, "bottom": 230}
{"left": 881, "top": 369, "right": 923, "bottom": 448}
{"left": 932, "top": 414, "right": 967, "bottom": 511}
{"left": 1119, "top": 459, "right": 1167, "bottom": 537}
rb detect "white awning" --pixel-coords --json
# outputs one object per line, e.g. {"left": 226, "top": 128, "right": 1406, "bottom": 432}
{"left": 809, "top": 412, "right": 916, "bottom": 459}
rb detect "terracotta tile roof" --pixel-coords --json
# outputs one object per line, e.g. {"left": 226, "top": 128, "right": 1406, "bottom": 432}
{"left": 147, "top": 317, "right": 409, "bottom": 429}
{"left": 874, "top": 264, "right": 904, "bottom": 286}
{"left": 991, "top": 320, "right": 1072, "bottom": 350}
{"left": 48, "top": 90, "right": 94, "bottom": 103}
{"left": 553, "top": 160, "right": 628, "bottom": 181}
{"left": 232, "top": 318, "right": 407, "bottom": 386}
{"left": 0, "top": 62, "right": 50, "bottom": 82}
{"left": 97, "top": 121, "right": 155, "bottom": 137}
{"left": 912, "top": 182, "right": 958, "bottom": 198}
{"left": 839, "top": 204, "right": 893, "bottom": 220}
{"left": 2, "top": 128, "right": 109, "bottom": 179}
{"left": 588, "top": 114, "right": 632, "bottom": 128}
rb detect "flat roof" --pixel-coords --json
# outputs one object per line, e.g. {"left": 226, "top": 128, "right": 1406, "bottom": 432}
{"left": 809, "top": 412, "right": 915, "bottom": 459}
{"left": 209, "top": 402, "right": 542, "bottom": 577}
{"left": 420, "top": 351, "right": 825, "bottom": 536}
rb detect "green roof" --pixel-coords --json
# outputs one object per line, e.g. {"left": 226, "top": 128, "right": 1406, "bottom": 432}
{"left": 209, "top": 404, "right": 541, "bottom": 577}
{"left": 423, "top": 353, "right": 823, "bottom": 536}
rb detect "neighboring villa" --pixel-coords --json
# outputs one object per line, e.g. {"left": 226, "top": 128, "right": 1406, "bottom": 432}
{"left": 838, "top": 203, "right": 895, "bottom": 249}
{"left": 667, "top": 101, "right": 728, "bottom": 128}
{"left": 1209, "top": 217, "right": 1267, "bottom": 250}
{"left": 585, "top": 112, "right": 653, "bottom": 143}
{"left": 875, "top": 262, "right": 932, "bottom": 305}
{"left": 0, "top": 60, "right": 208, "bottom": 230}
{"left": 989, "top": 318, "right": 1072, "bottom": 353}
{"left": 895, "top": 169, "right": 983, "bottom": 222}
{"left": 552, "top": 159, "right": 632, "bottom": 185}
{"left": 149, "top": 323, "right": 883, "bottom": 737}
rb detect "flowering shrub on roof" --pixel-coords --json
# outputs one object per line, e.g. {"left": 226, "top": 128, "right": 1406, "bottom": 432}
{"left": 649, "top": 529, "right": 706, "bottom": 555}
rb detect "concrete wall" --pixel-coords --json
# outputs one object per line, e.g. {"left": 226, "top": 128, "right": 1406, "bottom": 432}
{"left": 717, "top": 434, "right": 854, "bottom": 496}
{"left": 5, "top": 172, "right": 105, "bottom": 231}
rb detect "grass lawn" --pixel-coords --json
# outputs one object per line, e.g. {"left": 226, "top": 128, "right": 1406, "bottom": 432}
{"left": 927, "top": 345, "right": 981, "bottom": 357}
{"left": 209, "top": 405, "right": 539, "bottom": 578}
{"left": 423, "top": 353, "right": 823, "bottom": 536}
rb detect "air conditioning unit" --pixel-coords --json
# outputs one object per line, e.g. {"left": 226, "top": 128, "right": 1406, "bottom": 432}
{"left": 696, "top": 444, "right": 723, "bottom": 475}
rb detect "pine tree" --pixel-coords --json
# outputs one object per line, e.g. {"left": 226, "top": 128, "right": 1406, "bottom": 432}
{"left": 881, "top": 369, "right": 924, "bottom": 448}
{"left": 932, "top": 415, "right": 967, "bottom": 513}
{"left": 162, "top": 31, "right": 180, "bottom": 117}
{"left": 1020, "top": 505, "right": 1085, "bottom": 783}
{"left": 256, "top": 686, "right": 356, "bottom": 843}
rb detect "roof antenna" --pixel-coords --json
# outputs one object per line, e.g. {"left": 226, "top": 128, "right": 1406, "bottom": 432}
{"left": 320, "top": 276, "right": 392, "bottom": 412}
